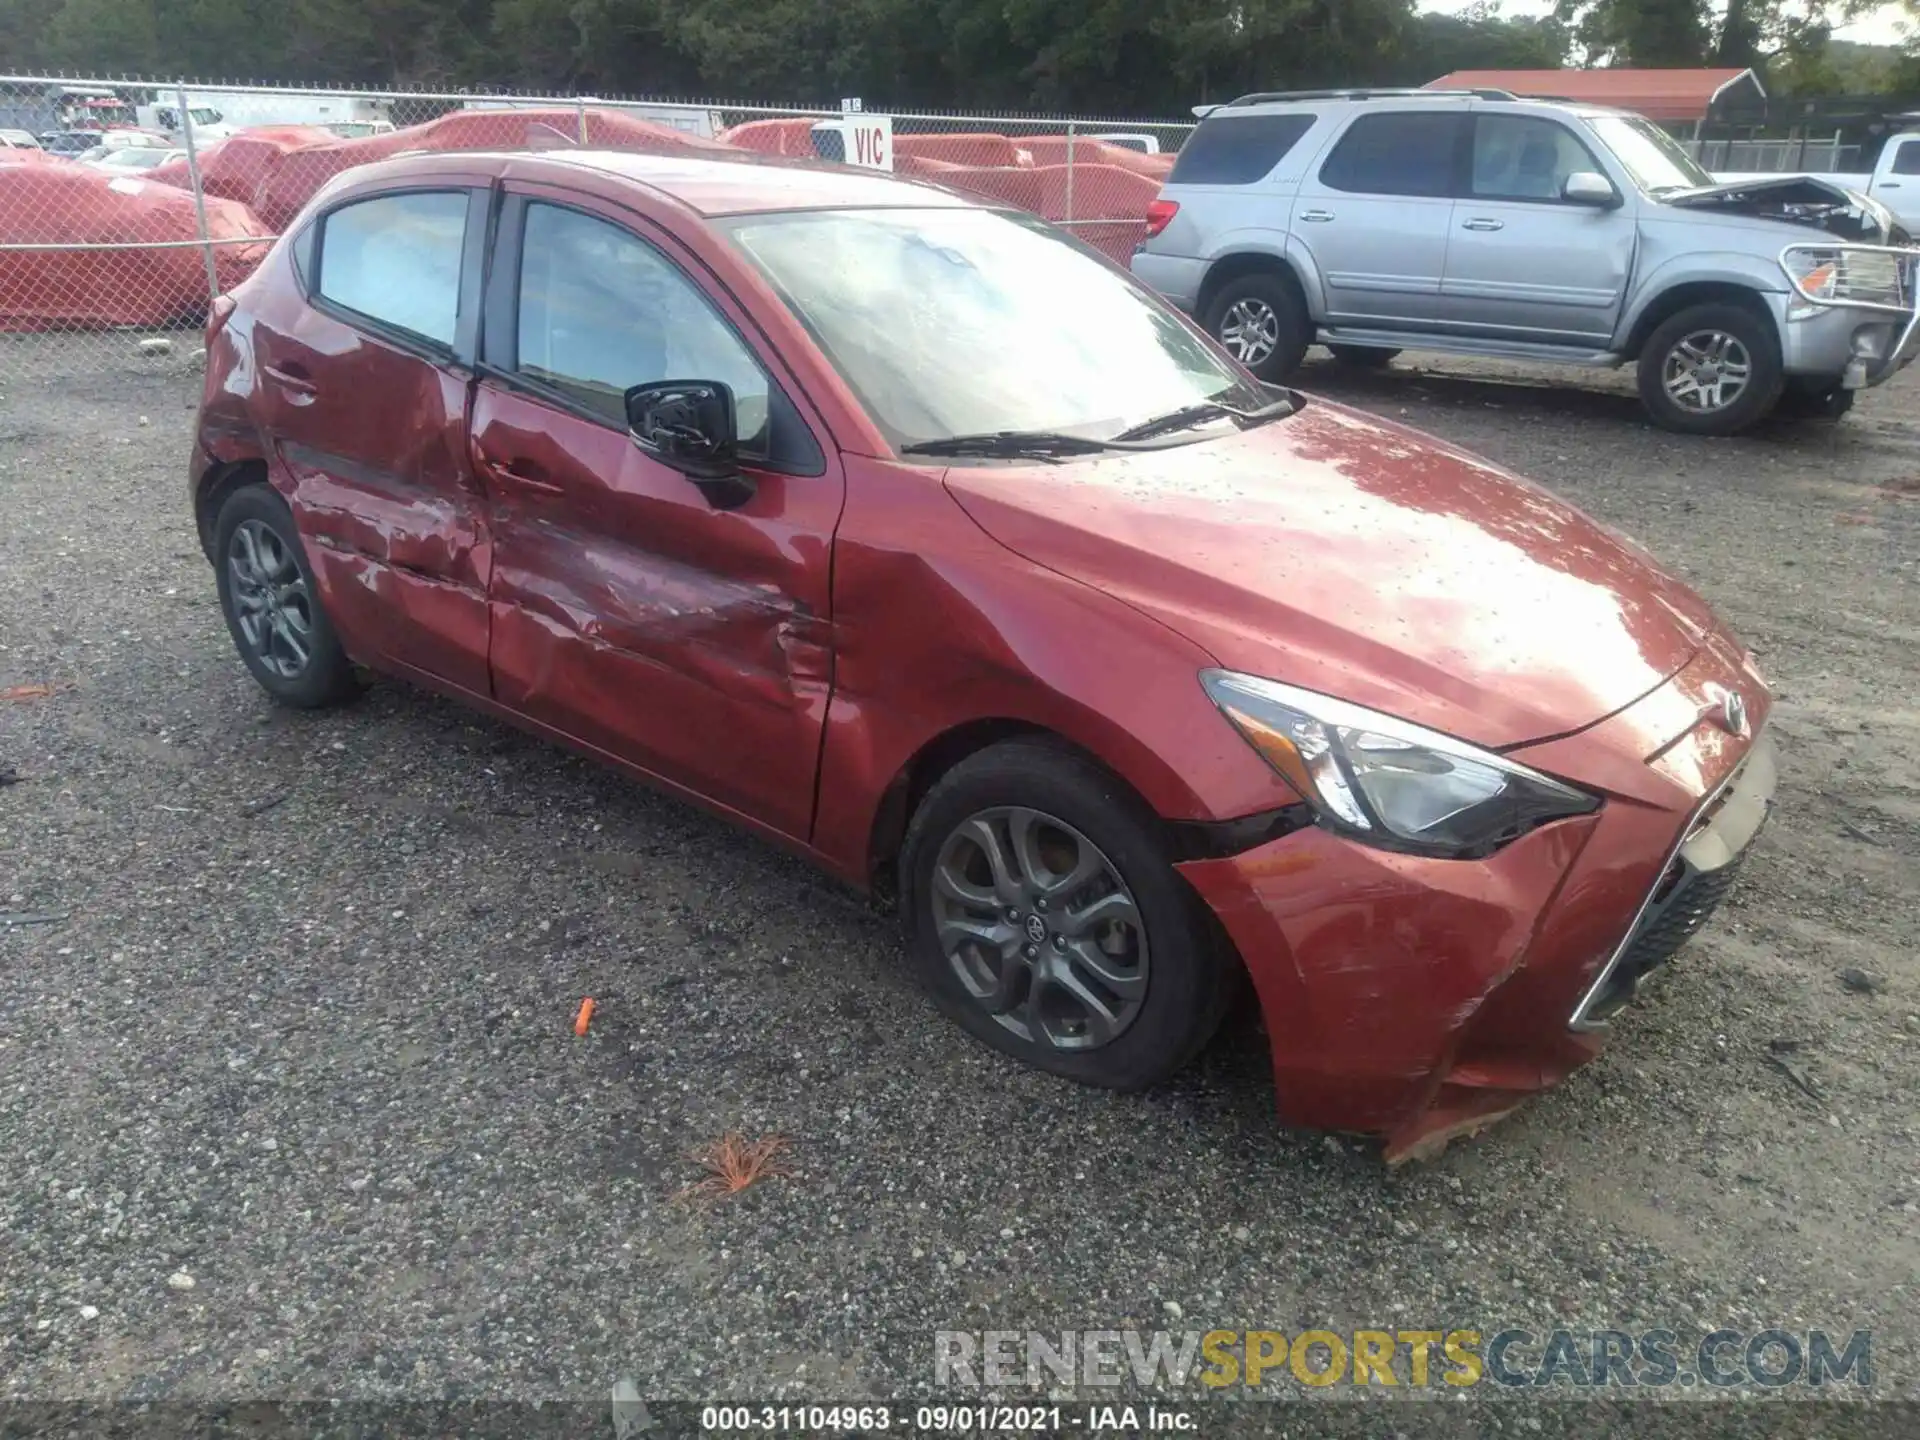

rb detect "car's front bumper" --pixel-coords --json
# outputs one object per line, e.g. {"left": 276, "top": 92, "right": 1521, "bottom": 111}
{"left": 1177, "top": 642, "right": 1774, "bottom": 1162}
{"left": 1776, "top": 242, "right": 1920, "bottom": 387}
{"left": 1568, "top": 728, "right": 1775, "bottom": 1030}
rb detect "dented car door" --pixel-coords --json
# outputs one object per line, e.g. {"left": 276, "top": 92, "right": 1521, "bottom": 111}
{"left": 251, "top": 183, "right": 494, "bottom": 695}
{"left": 471, "top": 187, "right": 841, "bottom": 840}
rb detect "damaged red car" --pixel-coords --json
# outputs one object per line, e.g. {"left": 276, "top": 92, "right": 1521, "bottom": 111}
{"left": 191, "top": 149, "right": 1775, "bottom": 1160}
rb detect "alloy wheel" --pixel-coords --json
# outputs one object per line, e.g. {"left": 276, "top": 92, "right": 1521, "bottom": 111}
{"left": 227, "top": 518, "right": 314, "bottom": 679}
{"left": 1218, "top": 298, "right": 1279, "bottom": 367}
{"left": 1662, "top": 331, "right": 1753, "bottom": 414}
{"left": 929, "top": 806, "right": 1149, "bottom": 1052}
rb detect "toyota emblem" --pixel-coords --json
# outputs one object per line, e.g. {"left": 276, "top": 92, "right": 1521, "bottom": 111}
{"left": 1025, "top": 914, "right": 1048, "bottom": 944}
{"left": 1718, "top": 690, "right": 1749, "bottom": 738}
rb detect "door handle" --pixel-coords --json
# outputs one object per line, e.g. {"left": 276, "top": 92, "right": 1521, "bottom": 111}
{"left": 1462, "top": 218, "right": 1505, "bottom": 232}
{"left": 474, "top": 444, "right": 564, "bottom": 496}
{"left": 262, "top": 361, "right": 317, "bottom": 398}
{"left": 1299, "top": 209, "right": 1335, "bottom": 223}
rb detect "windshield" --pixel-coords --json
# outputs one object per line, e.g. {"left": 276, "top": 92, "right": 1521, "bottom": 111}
{"left": 1588, "top": 115, "right": 1714, "bottom": 193}
{"left": 720, "top": 207, "right": 1264, "bottom": 452}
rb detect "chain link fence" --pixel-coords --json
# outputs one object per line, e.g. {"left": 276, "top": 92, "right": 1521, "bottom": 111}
{"left": 0, "top": 75, "right": 1194, "bottom": 393}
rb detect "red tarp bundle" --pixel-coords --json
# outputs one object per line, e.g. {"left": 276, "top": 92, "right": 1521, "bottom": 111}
{"left": 718, "top": 117, "right": 820, "bottom": 157}
{"left": 894, "top": 159, "right": 1162, "bottom": 264}
{"left": 252, "top": 108, "right": 733, "bottom": 229}
{"left": 147, "top": 126, "right": 339, "bottom": 204}
{"left": 894, "top": 132, "right": 1028, "bottom": 167}
{"left": 718, "top": 125, "right": 1165, "bottom": 261}
{"left": 1018, "top": 136, "right": 1174, "bottom": 179}
{"left": 0, "top": 158, "right": 272, "bottom": 329}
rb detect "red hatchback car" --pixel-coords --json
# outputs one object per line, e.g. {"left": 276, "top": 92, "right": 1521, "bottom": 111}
{"left": 192, "top": 149, "right": 1775, "bottom": 1160}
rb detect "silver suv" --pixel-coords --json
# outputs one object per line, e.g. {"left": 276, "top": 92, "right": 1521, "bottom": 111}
{"left": 1133, "top": 89, "right": 1920, "bottom": 435}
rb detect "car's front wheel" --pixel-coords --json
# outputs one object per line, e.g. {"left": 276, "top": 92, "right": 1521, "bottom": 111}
{"left": 1637, "top": 304, "right": 1784, "bottom": 436}
{"left": 213, "top": 484, "right": 361, "bottom": 708}
{"left": 901, "top": 739, "right": 1233, "bottom": 1090}
{"left": 1202, "top": 273, "right": 1310, "bottom": 383}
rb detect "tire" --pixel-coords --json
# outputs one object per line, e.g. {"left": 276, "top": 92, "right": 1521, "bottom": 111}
{"left": 1636, "top": 303, "right": 1784, "bottom": 436}
{"left": 1328, "top": 344, "right": 1400, "bottom": 368}
{"left": 212, "top": 484, "right": 361, "bottom": 709}
{"left": 900, "top": 739, "right": 1232, "bottom": 1090}
{"left": 1201, "top": 272, "right": 1311, "bottom": 383}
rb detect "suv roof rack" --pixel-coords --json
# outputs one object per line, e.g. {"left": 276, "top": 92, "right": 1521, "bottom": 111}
{"left": 1215, "top": 87, "right": 1518, "bottom": 108}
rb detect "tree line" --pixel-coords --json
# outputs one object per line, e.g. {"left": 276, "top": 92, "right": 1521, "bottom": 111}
{"left": 1, "top": 0, "right": 1914, "bottom": 115}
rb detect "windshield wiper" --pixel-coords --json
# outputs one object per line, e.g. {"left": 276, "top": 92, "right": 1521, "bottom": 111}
{"left": 1109, "top": 395, "right": 1296, "bottom": 443}
{"left": 899, "top": 430, "right": 1118, "bottom": 460}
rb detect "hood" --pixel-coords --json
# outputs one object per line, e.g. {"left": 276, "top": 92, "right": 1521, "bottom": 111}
{"left": 943, "top": 402, "right": 1725, "bottom": 749}
{"left": 1667, "top": 175, "right": 1894, "bottom": 242}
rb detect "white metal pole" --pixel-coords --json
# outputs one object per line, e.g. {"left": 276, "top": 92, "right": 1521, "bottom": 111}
{"left": 1065, "top": 121, "right": 1076, "bottom": 226}
{"left": 175, "top": 84, "right": 222, "bottom": 305}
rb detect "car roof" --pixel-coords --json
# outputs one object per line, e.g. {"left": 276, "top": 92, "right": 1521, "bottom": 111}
{"left": 370, "top": 148, "right": 978, "bottom": 217}
{"left": 1204, "top": 91, "right": 1637, "bottom": 122}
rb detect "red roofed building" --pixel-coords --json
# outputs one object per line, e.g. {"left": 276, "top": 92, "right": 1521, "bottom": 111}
{"left": 1424, "top": 68, "right": 1765, "bottom": 126}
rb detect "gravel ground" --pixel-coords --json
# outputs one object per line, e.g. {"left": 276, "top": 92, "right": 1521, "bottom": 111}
{"left": 1, "top": 334, "right": 1916, "bottom": 1431}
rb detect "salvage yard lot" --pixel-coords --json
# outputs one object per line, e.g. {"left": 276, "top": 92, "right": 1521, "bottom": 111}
{"left": 2, "top": 338, "right": 1917, "bottom": 1414}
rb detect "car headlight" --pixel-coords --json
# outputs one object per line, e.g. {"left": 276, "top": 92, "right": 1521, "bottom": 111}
{"left": 1783, "top": 245, "right": 1909, "bottom": 309}
{"left": 1200, "top": 670, "right": 1600, "bottom": 859}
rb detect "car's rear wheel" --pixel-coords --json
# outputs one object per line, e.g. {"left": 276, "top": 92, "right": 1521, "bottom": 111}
{"left": 1328, "top": 344, "right": 1400, "bottom": 368}
{"left": 213, "top": 484, "right": 360, "bottom": 708}
{"left": 901, "top": 739, "right": 1232, "bottom": 1090}
{"left": 1202, "top": 273, "right": 1311, "bottom": 383}
{"left": 1637, "top": 304, "right": 1783, "bottom": 436}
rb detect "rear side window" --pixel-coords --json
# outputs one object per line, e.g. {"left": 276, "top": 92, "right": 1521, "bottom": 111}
{"left": 1893, "top": 141, "right": 1920, "bottom": 177}
{"left": 316, "top": 191, "right": 468, "bottom": 347}
{"left": 1319, "top": 112, "right": 1467, "bottom": 198}
{"left": 1169, "top": 114, "right": 1317, "bottom": 185}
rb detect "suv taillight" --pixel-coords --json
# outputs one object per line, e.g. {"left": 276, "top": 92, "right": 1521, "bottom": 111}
{"left": 1144, "top": 199, "right": 1178, "bottom": 239}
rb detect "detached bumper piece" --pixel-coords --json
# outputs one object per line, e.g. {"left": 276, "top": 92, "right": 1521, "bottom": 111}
{"left": 1570, "top": 728, "right": 1777, "bottom": 1031}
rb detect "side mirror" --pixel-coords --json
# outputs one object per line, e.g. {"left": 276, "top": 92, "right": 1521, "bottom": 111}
{"left": 1563, "top": 171, "right": 1620, "bottom": 208}
{"left": 624, "top": 379, "right": 757, "bottom": 510}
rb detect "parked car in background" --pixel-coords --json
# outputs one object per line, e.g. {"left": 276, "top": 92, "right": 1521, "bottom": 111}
{"left": 319, "top": 119, "right": 396, "bottom": 139}
{"left": 1135, "top": 89, "right": 1919, "bottom": 434}
{"left": 0, "top": 129, "right": 43, "bottom": 150}
{"left": 1715, "top": 129, "right": 1920, "bottom": 232}
{"left": 39, "top": 130, "right": 107, "bottom": 155}
{"left": 191, "top": 147, "right": 1775, "bottom": 1161}
{"left": 66, "top": 129, "right": 173, "bottom": 154}
{"left": 81, "top": 145, "right": 187, "bottom": 171}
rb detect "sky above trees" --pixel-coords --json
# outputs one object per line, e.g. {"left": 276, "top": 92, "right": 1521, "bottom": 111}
{"left": 1422, "top": 0, "right": 1910, "bottom": 47}
{"left": 0, "top": 0, "right": 1913, "bottom": 112}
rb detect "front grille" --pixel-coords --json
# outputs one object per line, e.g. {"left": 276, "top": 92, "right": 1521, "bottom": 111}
{"left": 1579, "top": 846, "right": 1748, "bottom": 1025}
